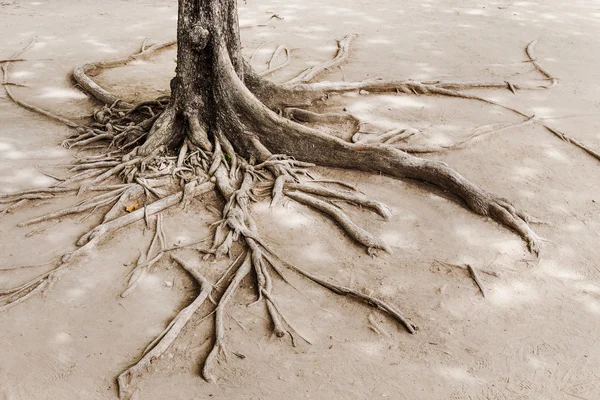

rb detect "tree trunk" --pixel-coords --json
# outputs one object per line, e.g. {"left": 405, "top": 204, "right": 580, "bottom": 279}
{"left": 138, "top": 0, "right": 245, "bottom": 156}
{"left": 131, "top": 0, "right": 540, "bottom": 255}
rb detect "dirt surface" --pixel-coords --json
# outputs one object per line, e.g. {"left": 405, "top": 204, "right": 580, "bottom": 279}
{"left": 1, "top": 0, "right": 600, "bottom": 399}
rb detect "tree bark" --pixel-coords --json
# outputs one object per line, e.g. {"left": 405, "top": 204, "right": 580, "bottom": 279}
{"left": 132, "top": 0, "right": 539, "bottom": 253}
{"left": 138, "top": 0, "right": 244, "bottom": 156}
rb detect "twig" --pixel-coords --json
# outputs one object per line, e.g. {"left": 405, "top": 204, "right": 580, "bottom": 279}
{"left": 466, "top": 264, "right": 487, "bottom": 298}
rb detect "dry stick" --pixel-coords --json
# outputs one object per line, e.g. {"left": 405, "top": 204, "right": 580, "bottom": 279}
{"left": 434, "top": 260, "right": 499, "bottom": 278}
{"left": 117, "top": 255, "right": 213, "bottom": 400}
{"left": 466, "top": 264, "right": 487, "bottom": 298}
{"left": 73, "top": 39, "right": 177, "bottom": 107}
{"left": 285, "top": 34, "right": 357, "bottom": 85}
{"left": 203, "top": 252, "right": 252, "bottom": 383}
{"left": 2, "top": 38, "right": 79, "bottom": 128}
{"left": 284, "top": 190, "right": 391, "bottom": 254}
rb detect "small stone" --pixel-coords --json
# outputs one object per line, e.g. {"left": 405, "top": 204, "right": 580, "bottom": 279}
{"left": 359, "top": 89, "right": 369, "bottom": 95}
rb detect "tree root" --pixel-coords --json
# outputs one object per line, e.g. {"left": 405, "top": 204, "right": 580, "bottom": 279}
{"left": 284, "top": 34, "right": 357, "bottom": 85}
{"left": 284, "top": 190, "right": 391, "bottom": 255}
{"left": 117, "top": 254, "right": 213, "bottom": 400}
{"left": 3, "top": 30, "right": 592, "bottom": 399}
{"left": 2, "top": 38, "right": 79, "bottom": 128}
{"left": 270, "top": 253, "right": 417, "bottom": 334}
{"left": 73, "top": 39, "right": 176, "bottom": 107}
{"left": 259, "top": 45, "right": 290, "bottom": 77}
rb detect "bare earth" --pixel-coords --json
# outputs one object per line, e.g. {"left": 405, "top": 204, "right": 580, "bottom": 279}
{"left": 1, "top": 0, "right": 600, "bottom": 399}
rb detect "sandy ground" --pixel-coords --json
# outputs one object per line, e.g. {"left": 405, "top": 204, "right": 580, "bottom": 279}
{"left": 1, "top": 0, "right": 600, "bottom": 399}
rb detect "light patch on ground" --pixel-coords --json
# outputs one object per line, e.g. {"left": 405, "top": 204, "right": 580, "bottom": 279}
{"left": 436, "top": 365, "right": 481, "bottom": 384}
{"left": 536, "top": 259, "right": 585, "bottom": 281}
{"left": 346, "top": 340, "right": 385, "bottom": 357}
{"left": 488, "top": 280, "right": 539, "bottom": 306}
{"left": 380, "top": 230, "right": 417, "bottom": 250}
{"left": 54, "top": 332, "right": 72, "bottom": 344}
{"left": 253, "top": 202, "right": 314, "bottom": 228}
{"left": 38, "top": 87, "right": 88, "bottom": 100}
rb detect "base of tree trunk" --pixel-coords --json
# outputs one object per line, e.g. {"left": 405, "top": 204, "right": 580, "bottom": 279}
{"left": 2, "top": 28, "right": 590, "bottom": 400}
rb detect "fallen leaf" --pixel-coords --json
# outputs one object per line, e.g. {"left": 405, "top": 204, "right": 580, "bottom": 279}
{"left": 125, "top": 201, "right": 140, "bottom": 213}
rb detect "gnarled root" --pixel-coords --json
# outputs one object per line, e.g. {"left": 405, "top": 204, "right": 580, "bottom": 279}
{"left": 2, "top": 30, "right": 575, "bottom": 398}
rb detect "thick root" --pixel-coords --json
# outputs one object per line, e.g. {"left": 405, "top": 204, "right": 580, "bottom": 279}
{"left": 4, "top": 29, "right": 583, "bottom": 398}
{"left": 284, "top": 190, "right": 391, "bottom": 255}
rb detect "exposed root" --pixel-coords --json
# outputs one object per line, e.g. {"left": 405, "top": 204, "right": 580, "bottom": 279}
{"left": 1, "top": 182, "right": 214, "bottom": 312}
{"left": 284, "top": 190, "right": 391, "bottom": 255}
{"left": 284, "top": 182, "right": 392, "bottom": 219}
{"left": 282, "top": 40, "right": 598, "bottom": 161}
{"left": 202, "top": 252, "right": 251, "bottom": 383}
{"left": 354, "top": 118, "right": 537, "bottom": 154}
{"left": 259, "top": 45, "right": 290, "bottom": 77}
{"left": 3, "top": 27, "right": 588, "bottom": 398}
{"left": 121, "top": 214, "right": 166, "bottom": 297}
{"left": 266, "top": 251, "right": 416, "bottom": 334}
{"left": 2, "top": 38, "right": 79, "bottom": 128}
{"left": 117, "top": 254, "right": 213, "bottom": 400}
{"left": 526, "top": 40, "right": 558, "bottom": 88}
{"left": 73, "top": 39, "right": 176, "bottom": 107}
{"left": 285, "top": 34, "right": 357, "bottom": 85}
{"left": 18, "top": 187, "right": 128, "bottom": 227}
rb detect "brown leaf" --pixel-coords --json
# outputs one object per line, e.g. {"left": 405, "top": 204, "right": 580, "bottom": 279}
{"left": 125, "top": 201, "right": 139, "bottom": 213}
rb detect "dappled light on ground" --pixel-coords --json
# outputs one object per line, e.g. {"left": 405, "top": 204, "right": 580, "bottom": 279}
{"left": 1, "top": 0, "right": 600, "bottom": 399}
